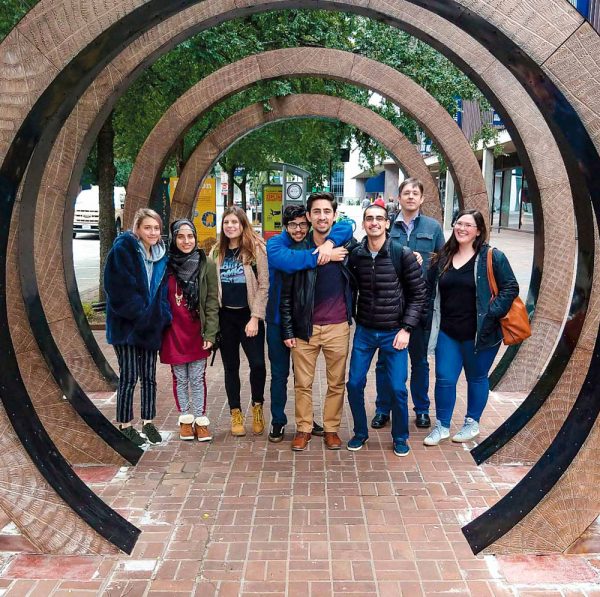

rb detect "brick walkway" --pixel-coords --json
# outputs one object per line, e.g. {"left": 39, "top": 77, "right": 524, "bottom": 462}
{"left": 1, "top": 231, "right": 600, "bottom": 595}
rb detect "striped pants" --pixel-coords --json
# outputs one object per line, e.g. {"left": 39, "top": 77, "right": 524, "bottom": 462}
{"left": 114, "top": 344, "right": 158, "bottom": 423}
{"left": 171, "top": 359, "right": 208, "bottom": 418}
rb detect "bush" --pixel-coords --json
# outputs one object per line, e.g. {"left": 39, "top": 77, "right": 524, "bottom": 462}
{"left": 81, "top": 302, "right": 94, "bottom": 322}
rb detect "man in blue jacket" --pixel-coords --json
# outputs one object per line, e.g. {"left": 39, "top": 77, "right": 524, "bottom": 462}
{"left": 372, "top": 178, "right": 444, "bottom": 430}
{"left": 266, "top": 204, "right": 353, "bottom": 442}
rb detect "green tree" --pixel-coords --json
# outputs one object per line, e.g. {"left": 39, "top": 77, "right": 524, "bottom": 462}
{"left": 0, "top": 0, "right": 34, "bottom": 41}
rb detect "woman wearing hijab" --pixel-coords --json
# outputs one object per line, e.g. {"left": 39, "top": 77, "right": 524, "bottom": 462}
{"left": 160, "top": 219, "right": 219, "bottom": 442}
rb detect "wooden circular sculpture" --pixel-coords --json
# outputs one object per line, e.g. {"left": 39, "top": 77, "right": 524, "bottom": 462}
{"left": 126, "top": 47, "right": 488, "bottom": 225}
{"left": 169, "top": 94, "right": 440, "bottom": 219}
{"left": 0, "top": 0, "right": 598, "bottom": 557}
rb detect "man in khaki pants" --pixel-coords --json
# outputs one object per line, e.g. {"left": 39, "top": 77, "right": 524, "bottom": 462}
{"left": 279, "top": 193, "right": 355, "bottom": 451}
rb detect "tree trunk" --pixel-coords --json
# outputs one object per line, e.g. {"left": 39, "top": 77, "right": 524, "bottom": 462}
{"left": 235, "top": 172, "right": 248, "bottom": 211}
{"left": 226, "top": 163, "right": 236, "bottom": 207}
{"left": 175, "top": 138, "right": 186, "bottom": 176}
{"left": 97, "top": 111, "right": 116, "bottom": 302}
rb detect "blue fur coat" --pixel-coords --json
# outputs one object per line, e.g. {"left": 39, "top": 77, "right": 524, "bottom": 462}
{"left": 104, "top": 231, "right": 171, "bottom": 350}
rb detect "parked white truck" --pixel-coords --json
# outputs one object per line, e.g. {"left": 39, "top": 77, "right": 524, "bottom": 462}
{"left": 73, "top": 185, "right": 125, "bottom": 238}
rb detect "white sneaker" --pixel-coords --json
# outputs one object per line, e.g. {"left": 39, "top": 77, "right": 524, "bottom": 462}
{"left": 423, "top": 421, "right": 450, "bottom": 446}
{"left": 452, "top": 417, "right": 480, "bottom": 442}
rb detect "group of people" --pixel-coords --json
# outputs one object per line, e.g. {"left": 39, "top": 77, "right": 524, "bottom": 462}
{"left": 103, "top": 177, "right": 519, "bottom": 456}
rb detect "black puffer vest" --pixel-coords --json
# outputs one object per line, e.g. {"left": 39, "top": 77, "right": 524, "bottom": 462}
{"left": 348, "top": 237, "right": 426, "bottom": 331}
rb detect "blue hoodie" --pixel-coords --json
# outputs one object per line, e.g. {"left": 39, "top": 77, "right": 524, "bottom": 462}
{"left": 104, "top": 231, "right": 171, "bottom": 350}
{"left": 266, "top": 220, "right": 353, "bottom": 325}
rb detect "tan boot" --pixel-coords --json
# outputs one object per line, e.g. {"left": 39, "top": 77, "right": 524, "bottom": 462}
{"left": 179, "top": 414, "right": 195, "bottom": 440}
{"left": 194, "top": 416, "right": 212, "bottom": 442}
{"left": 252, "top": 403, "right": 265, "bottom": 435}
{"left": 230, "top": 408, "right": 246, "bottom": 436}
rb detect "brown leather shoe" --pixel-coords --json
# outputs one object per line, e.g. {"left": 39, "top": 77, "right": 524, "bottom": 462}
{"left": 324, "top": 432, "right": 342, "bottom": 450}
{"left": 291, "top": 431, "right": 312, "bottom": 451}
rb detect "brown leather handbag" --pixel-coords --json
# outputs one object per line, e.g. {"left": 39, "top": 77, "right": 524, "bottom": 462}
{"left": 487, "top": 249, "right": 531, "bottom": 345}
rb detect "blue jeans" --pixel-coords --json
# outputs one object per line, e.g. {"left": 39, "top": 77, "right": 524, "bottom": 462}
{"left": 375, "top": 324, "right": 429, "bottom": 416}
{"left": 434, "top": 330, "right": 500, "bottom": 428}
{"left": 346, "top": 325, "right": 409, "bottom": 442}
{"left": 267, "top": 323, "right": 289, "bottom": 426}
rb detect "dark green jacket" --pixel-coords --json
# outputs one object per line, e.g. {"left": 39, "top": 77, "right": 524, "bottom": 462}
{"left": 197, "top": 253, "right": 219, "bottom": 344}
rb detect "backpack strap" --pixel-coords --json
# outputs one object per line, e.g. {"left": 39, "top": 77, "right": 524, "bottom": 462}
{"left": 388, "top": 237, "right": 404, "bottom": 281}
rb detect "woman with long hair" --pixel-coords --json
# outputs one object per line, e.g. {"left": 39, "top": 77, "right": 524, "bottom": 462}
{"left": 424, "top": 209, "right": 519, "bottom": 446}
{"left": 210, "top": 206, "right": 269, "bottom": 437}
{"left": 160, "top": 219, "right": 219, "bottom": 442}
{"left": 104, "top": 207, "right": 171, "bottom": 446}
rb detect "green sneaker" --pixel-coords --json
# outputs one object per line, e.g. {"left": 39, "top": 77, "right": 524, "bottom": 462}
{"left": 141, "top": 422, "right": 163, "bottom": 445}
{"left": 119, "top": 425, "right": 145, "bottom": 447}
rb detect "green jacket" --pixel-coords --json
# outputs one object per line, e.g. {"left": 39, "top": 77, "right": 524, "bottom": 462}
{"left": 197, "top": 253, "right": 220, "bottom": 344}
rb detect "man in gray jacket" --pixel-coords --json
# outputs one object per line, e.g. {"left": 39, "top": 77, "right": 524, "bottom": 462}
{"left": 371, "top": 178, "right": 444, "bottom": 430}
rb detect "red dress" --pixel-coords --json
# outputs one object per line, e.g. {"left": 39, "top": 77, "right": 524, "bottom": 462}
{"left": 160, "top": 274, "right": 210, "bottom": 365}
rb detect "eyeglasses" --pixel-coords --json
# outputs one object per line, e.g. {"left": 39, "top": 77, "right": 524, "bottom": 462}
{"left": 364, "top": 216, "right": 387, "bottom": 223}
{"left": 287, "top": 222, "right": 309, "bottom": 230}
{"left": 453, "top": 221, "right": 478, "bottom": 229}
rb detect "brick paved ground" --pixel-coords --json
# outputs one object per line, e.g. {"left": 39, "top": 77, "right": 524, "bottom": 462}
{"left": 1, "top": 230, "right": 600, "bottom": 596}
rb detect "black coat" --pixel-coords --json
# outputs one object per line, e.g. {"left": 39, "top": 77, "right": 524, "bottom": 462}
{"left": 104, "top": 232, "right": 171, "bottom": 350}
{"left": 348, "top": 237, "right": 427, "bottom": 330}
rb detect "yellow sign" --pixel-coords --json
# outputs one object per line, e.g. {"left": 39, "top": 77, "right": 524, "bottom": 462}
{"left": 168, "top": 177, "right": 178, "bottom": 201}
{"left": 263, "top": 185, "right": 283, "bottom": 240}
{"left": 193, "top": 177, "right": 217, "bottom": 253}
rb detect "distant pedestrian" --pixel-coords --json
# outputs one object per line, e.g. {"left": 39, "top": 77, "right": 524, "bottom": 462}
{"left": 211, "top": 206, "right": 269, "bottom": 437}
{"left": 104, "top": 208, "right": 171, "bottom": 446}
{"left": 385, "top": 196, "right": 398, "bottom": 219}
{"left": 361, "top": 197, "right": 371, "bottom": 209}
{"left": 424, "top": 209, "right": 519, "bottom": 446}
{"left": 160, "top": 219, "right": 219, "bottom": 443}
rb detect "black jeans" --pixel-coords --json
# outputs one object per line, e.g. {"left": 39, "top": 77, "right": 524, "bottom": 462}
{"left": 219, "top": 307, "right": 266, "bottom": 410}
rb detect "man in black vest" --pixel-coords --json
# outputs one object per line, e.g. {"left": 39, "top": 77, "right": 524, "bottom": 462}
{"left": 346, "top": 201, "right": 426, "bottom": 456}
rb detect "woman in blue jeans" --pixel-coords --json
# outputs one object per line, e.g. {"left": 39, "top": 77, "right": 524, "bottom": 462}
{"left": 424, "top": 209, "right": 519, "bottom": 446}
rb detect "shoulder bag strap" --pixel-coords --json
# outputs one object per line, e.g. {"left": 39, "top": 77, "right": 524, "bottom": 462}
{"left": 486, "top": 247, "right": 499, "bottom": 298}
{"left": 388, "top": 238, "right": 403, "bottom": 281}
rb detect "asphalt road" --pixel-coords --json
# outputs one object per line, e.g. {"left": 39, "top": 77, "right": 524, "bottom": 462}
{"left": 73, "top": 234, "right": 100, "bottom": 299}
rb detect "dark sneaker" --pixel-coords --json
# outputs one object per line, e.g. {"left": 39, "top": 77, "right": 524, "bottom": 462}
{"left": 311, "top": 421, "right": 324, "bottom": 436}
{"left": 119, "top": 425, "right": 145, "bottom": 447}
{"left": 371, "top": 413, "right": 390, "bottom": 429}
{"left": 347, "top": 436, "right": 368, "bottom": 451}
{"left": 393, "top": 440, "right": 410, "bottom": 457}
{"left": 141, "top": 422, "right": 162, "bottom": 445}
{"left": 269, "top": 424, "right": 285, "bottom": 443}
{"left": 415, "top": 413, "right": 431, "bottom": 428}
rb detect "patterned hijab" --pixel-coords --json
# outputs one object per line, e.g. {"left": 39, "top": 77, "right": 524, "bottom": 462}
{"left": 168, "top": 219, "right": 202, "bottom": 314}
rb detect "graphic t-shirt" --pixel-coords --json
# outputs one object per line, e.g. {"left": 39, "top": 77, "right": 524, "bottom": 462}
{"left": 220, "top": 248, "right": 248, "bottom": 308}
{"left": 312, "top": 261, "right": 348, "bottom": 325}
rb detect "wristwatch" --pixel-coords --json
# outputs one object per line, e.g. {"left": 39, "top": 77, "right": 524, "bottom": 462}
{"left": 400, "top": 324, "right": 413, "bottom": 333}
